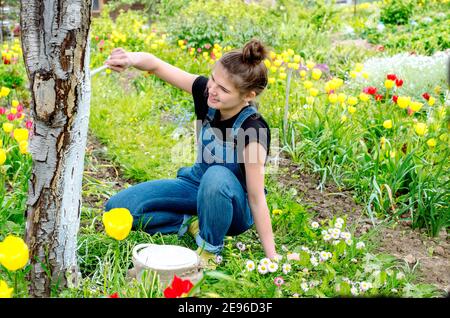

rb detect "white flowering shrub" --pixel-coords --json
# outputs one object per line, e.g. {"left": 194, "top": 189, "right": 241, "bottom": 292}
{"left": 350, "top": 51, "right": 449, "bottom": 100}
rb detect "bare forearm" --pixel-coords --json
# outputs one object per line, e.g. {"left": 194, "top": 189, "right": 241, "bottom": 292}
{"left": 249, "top": 201, "right": 276, "bottom": 259}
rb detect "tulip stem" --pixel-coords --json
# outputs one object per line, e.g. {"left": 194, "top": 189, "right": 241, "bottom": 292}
{"left": 14, "top": 271, "right": 18, "bottom": 298}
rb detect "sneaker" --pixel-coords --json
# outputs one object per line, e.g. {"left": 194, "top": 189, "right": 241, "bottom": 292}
{"left": 196, "top": 247, "right": 217, "bottom": 270}
{"left": 188, "top": 217, "right": 199, "bottom": 237}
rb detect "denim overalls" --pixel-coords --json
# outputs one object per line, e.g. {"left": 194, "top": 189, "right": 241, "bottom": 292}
{"left": 105, "top": 106, "right": 260, "bottom": 254}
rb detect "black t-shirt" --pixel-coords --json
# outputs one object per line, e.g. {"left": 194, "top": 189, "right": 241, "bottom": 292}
{"left": 192, "top": 76, "right": 271, "bottom": 176}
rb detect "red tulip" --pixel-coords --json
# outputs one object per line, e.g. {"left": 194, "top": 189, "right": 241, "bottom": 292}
{"left": 0, "top": 107, "right": 5, "bottom": 115}
{"left": 17, "top": 104, "right": 24, "bottom": 112}
{"left": 364, "top": 86, "right": 377, "bottom": 95}
{"left": 422, "top": 92, "right": 430, "bottom": 101}
{"left": 392, "top": 95, "right": 398, "bottom": 103}
{"left": 395, "top": 79, "right": 403, "bottom": 87}
{"left": 375, "top": 94, "right": 383, "bottom": 101}
{"left": 26, "top": 120, "right": 33, "bottom": 129}
{"left": 108, "top": 292, "right": 119, "bottom": 298}
{"left": 387, "top": 74, "right": 397, "bottom": 81}
{"left": 16, "top": 112, "right": 22, "bottom": 119}
{"left": 7, "top": 113, "right": 15, "bottom": 121}
{"left": 163, "top": 275, "right": 194, "bottom": 298}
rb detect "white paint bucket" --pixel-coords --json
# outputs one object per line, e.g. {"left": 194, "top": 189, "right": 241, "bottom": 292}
{"left": 131, "top": 243, "right": 203, "bottom": 286}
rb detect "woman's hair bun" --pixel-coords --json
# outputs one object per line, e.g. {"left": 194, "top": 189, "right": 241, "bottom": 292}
{"left": 242, "top": 39, "right": 268, "bottom": 66}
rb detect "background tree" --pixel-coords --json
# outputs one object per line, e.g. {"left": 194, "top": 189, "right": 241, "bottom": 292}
{"left": 20, "top": 0, "right": 92, "bottom": 297}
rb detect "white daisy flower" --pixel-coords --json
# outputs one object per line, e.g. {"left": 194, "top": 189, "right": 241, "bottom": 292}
{"left": 287, "top": 252, "right": 300, "bottom": 261}
{"left": 282, "top": 263, "right": 292, "bottom": 274}
{"left": 323, "top": 234, "right": 331, "bottom": 241}
{"left": 310, "top": 256, "right": 318, "bottom": 267}
{"left": 332, "top": 228, "right": 341, "bottom": 236}
{"left": 332, "top": 240, "right": 340, "bottom": 245}
{"left": 302, "top": 268, "right": 309, "bottom": 274}
{"left": 321, "top": 230, "right": 328, "bottom": 236}
{"left": 340, "top": 232, "right": 351, "bottom": 240}
{"left": 300, "top": 282, "right": 309, "bottom": 292}
{"left": 260, "top": 258, "right": 271, "bottom": 266}
{"left": 245, "top": 260, "right": 255, "bottom": 271}
{"left": 326, "top": 252, "right": 333, "bottom": 259}
{"left": 356, "top": 242, "right": 365, "bottom": 250}
{"left": 334, "top": 222, "right": 343, "bottom": 229}
{"left": 360, "top": 281, "right": 372, "bottom": 292}
{"left": 215, "top": 255, "right": 223, "bottom": 264}
{"left": 351, "top": 258, "right": 358, "bottom": 263}
{"left": 319, "top": 251, "right": 329, "bottom": 262}
{"left": 292, "top": 293, "right": 300, "bottom": 298}
{"left": 396, "top": 272, "right": 405, "bottom": 280}
{"left": 301, "top": 246, "right": 310, "bottom": 252}
{"left": 391, "top": 288, "right": 398, "bottom": 293}
{"left": 236, "top": 242, "right": 246, "bottom": 251}
{"left": 342, "top": 277, "right": 350, "bottom": 283}
{"left": 336, "top": 217, "right": 344, "bottom": 224}
{"left": 331, "top": 232, "right": 340, "bottom": 239}
{"left": 281, "top": 245, "right": 289, "bottom": 252}
{"left": 350, "top": 286, "right": 359, "bottom": 296}
{"left": 268, "top": 262, "right": 279, "bottom": 273}
{"left": 311, "top": 221, "right": 319, "bottom": 229}
{"left": 345, "top": 239, "right": 353, "bottom": 246}
{"left": 258, "top": 264, "right": 268, "bottom": 274}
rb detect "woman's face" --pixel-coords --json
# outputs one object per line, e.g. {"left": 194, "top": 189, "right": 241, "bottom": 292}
{"left": 206, "top": 64, "right": 250, "bottom": 112}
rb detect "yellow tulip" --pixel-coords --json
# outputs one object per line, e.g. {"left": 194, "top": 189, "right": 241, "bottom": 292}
{"left": 13, "top": 128, "right": 29, "bottom": 143}
{"left": 362, "top": 72, "right": 369, "bottom": 79}
{"left": 384, "top": 80, "right": 395, "bottom": 89}
{"left": 177, "top": 40, "right": 184, "bottom": 46}
{"left": 306, "top": 96, "right": 315, "bottom": 105}
{"left": 340, "top": 115, "right": 348, "bottom": 122}
{"left": 409, "top": 101, "right": 423, "bottom": 112}
{"left": 264, "top": 59, "right": 271, "bottom": 68}
{"left": 268, "top": 77, "right": 276, "bottom": 84}
{"left": 0, "top": 149, "right": 6, "bottom": 165}
{"left": 293, "top": 55, "right": 301, "bottom": 63}
{"left": 102, "top": 208, "right": 133, "bottom": 241}
{"left": 0, "top": 235, "right": 29, "bottom": 271}
{"left": 269, "top": 51, "right": 276, "bottom": 60}
{"left": 270, "top": 66, "right": 277, "bottom": 73}
{"left": 19, "top": 141, "right": 28, "bottom": 154}
{"left": 380, "top": 137, "right": 386, "bottom": 150}
{"left": 303, "top": 81, "right": 313, "bottom": 89}
{"left": 279, "top": 72, "right": 287, "bottom": 80}
{"left": 354, "top": 63, "right": 364, "bottom": 72}
{"left": 274, "top": 59, "right": 283, "bottom": 67}
{"left": 10, "top": 108, "right": 17, "bottom": 115}
{"left": 300, "top": 70, "right": 307, "bottom": 78}
{"left": 328, "top": 93, "right": 338, "bottom": 104}
{"left": 338, "top": 93, "right": 347, "bottom": 103}
{"left": 383, "top": 120, "right": 393, "bottom": 129}
{"left": 359, "top": 93, "right": 370, "bottom": 102}
{"left": 426, "top": 138, "right": 437, "bottom": 148}
{"left": 414, "top": 123, "right": 428, "bottom": 136}
{"left": 272, "top": 209, "right": 283, "bottom": 216}
{"left": 11, "top": 100, "right": 19, "bottom": 108}
{"left": 312, "top": 68, "right": 322, "bottom": 80}
{"left": 306, "top": 61, "right": 315, "bottom": 70}
{"left": 0, "top": 280, "right": 13, "bottom": 298}
{"left": 348, "top": 106, "right": 356, "bottom": 114}
{"left": 428, "top": 96, "right": 435, "bottom": 106}
{"left": 287, "top": 49, "right": 295, "bottom": 56}
{"left": 347, "top": 96, "right": 358, "bottom": 106}
{"left": 309, "top": 87, "right": 319, "bottom": 97}
{"left": 0, "top": 86, "right": 10, "bottom": 97}
{"left": 2, "top": 122, "right": 13, "bottom": 133}
{"left": 350, "top": 71, "right": 358, "bottom": 79}
{"left": 397, "top": 96, "right": 410, "bottom": 109}
{"left": 439, "top": 133, "right": 447, "bottom": 142}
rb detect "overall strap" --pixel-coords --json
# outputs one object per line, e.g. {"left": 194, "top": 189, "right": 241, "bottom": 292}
{"left": 230, "top": 106, "right": 258, "bottom": 140}
{"left": 205, "top": 107, "right": 216, "bottom": 123}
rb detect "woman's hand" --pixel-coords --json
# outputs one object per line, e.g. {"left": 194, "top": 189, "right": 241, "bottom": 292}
{"left": 104, "top": 48, "right": 134, "bottom": 73}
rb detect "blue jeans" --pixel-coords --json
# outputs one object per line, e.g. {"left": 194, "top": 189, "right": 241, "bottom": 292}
{"left": 104, "top": 165, "right": 254, "bottom": 254}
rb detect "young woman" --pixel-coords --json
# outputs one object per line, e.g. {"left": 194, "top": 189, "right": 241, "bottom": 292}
{"left": 104, "top": 39, "right": 279, "bottom": 265}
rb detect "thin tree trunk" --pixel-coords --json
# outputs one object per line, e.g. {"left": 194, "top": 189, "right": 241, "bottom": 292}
{"left": 20, "top": 0, "right": 92, "bottom": 297}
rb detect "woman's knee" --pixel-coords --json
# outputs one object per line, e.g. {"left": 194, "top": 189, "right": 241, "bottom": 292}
{"left": 200, "top": 166, "right": 240, "bottom": 197}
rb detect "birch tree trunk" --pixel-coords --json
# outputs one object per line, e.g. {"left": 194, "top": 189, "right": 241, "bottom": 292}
{"left": 20, "top": 0, "right": 92, "bottom": 297}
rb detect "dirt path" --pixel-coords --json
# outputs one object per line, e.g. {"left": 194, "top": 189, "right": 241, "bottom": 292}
{"left": 82, "top": 135, "right": 450, "bottom": 295}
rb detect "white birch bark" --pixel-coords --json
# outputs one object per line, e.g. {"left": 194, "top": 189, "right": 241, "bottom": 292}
{"left": 20, "top": 0, "right": 92, "bottom": 297}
